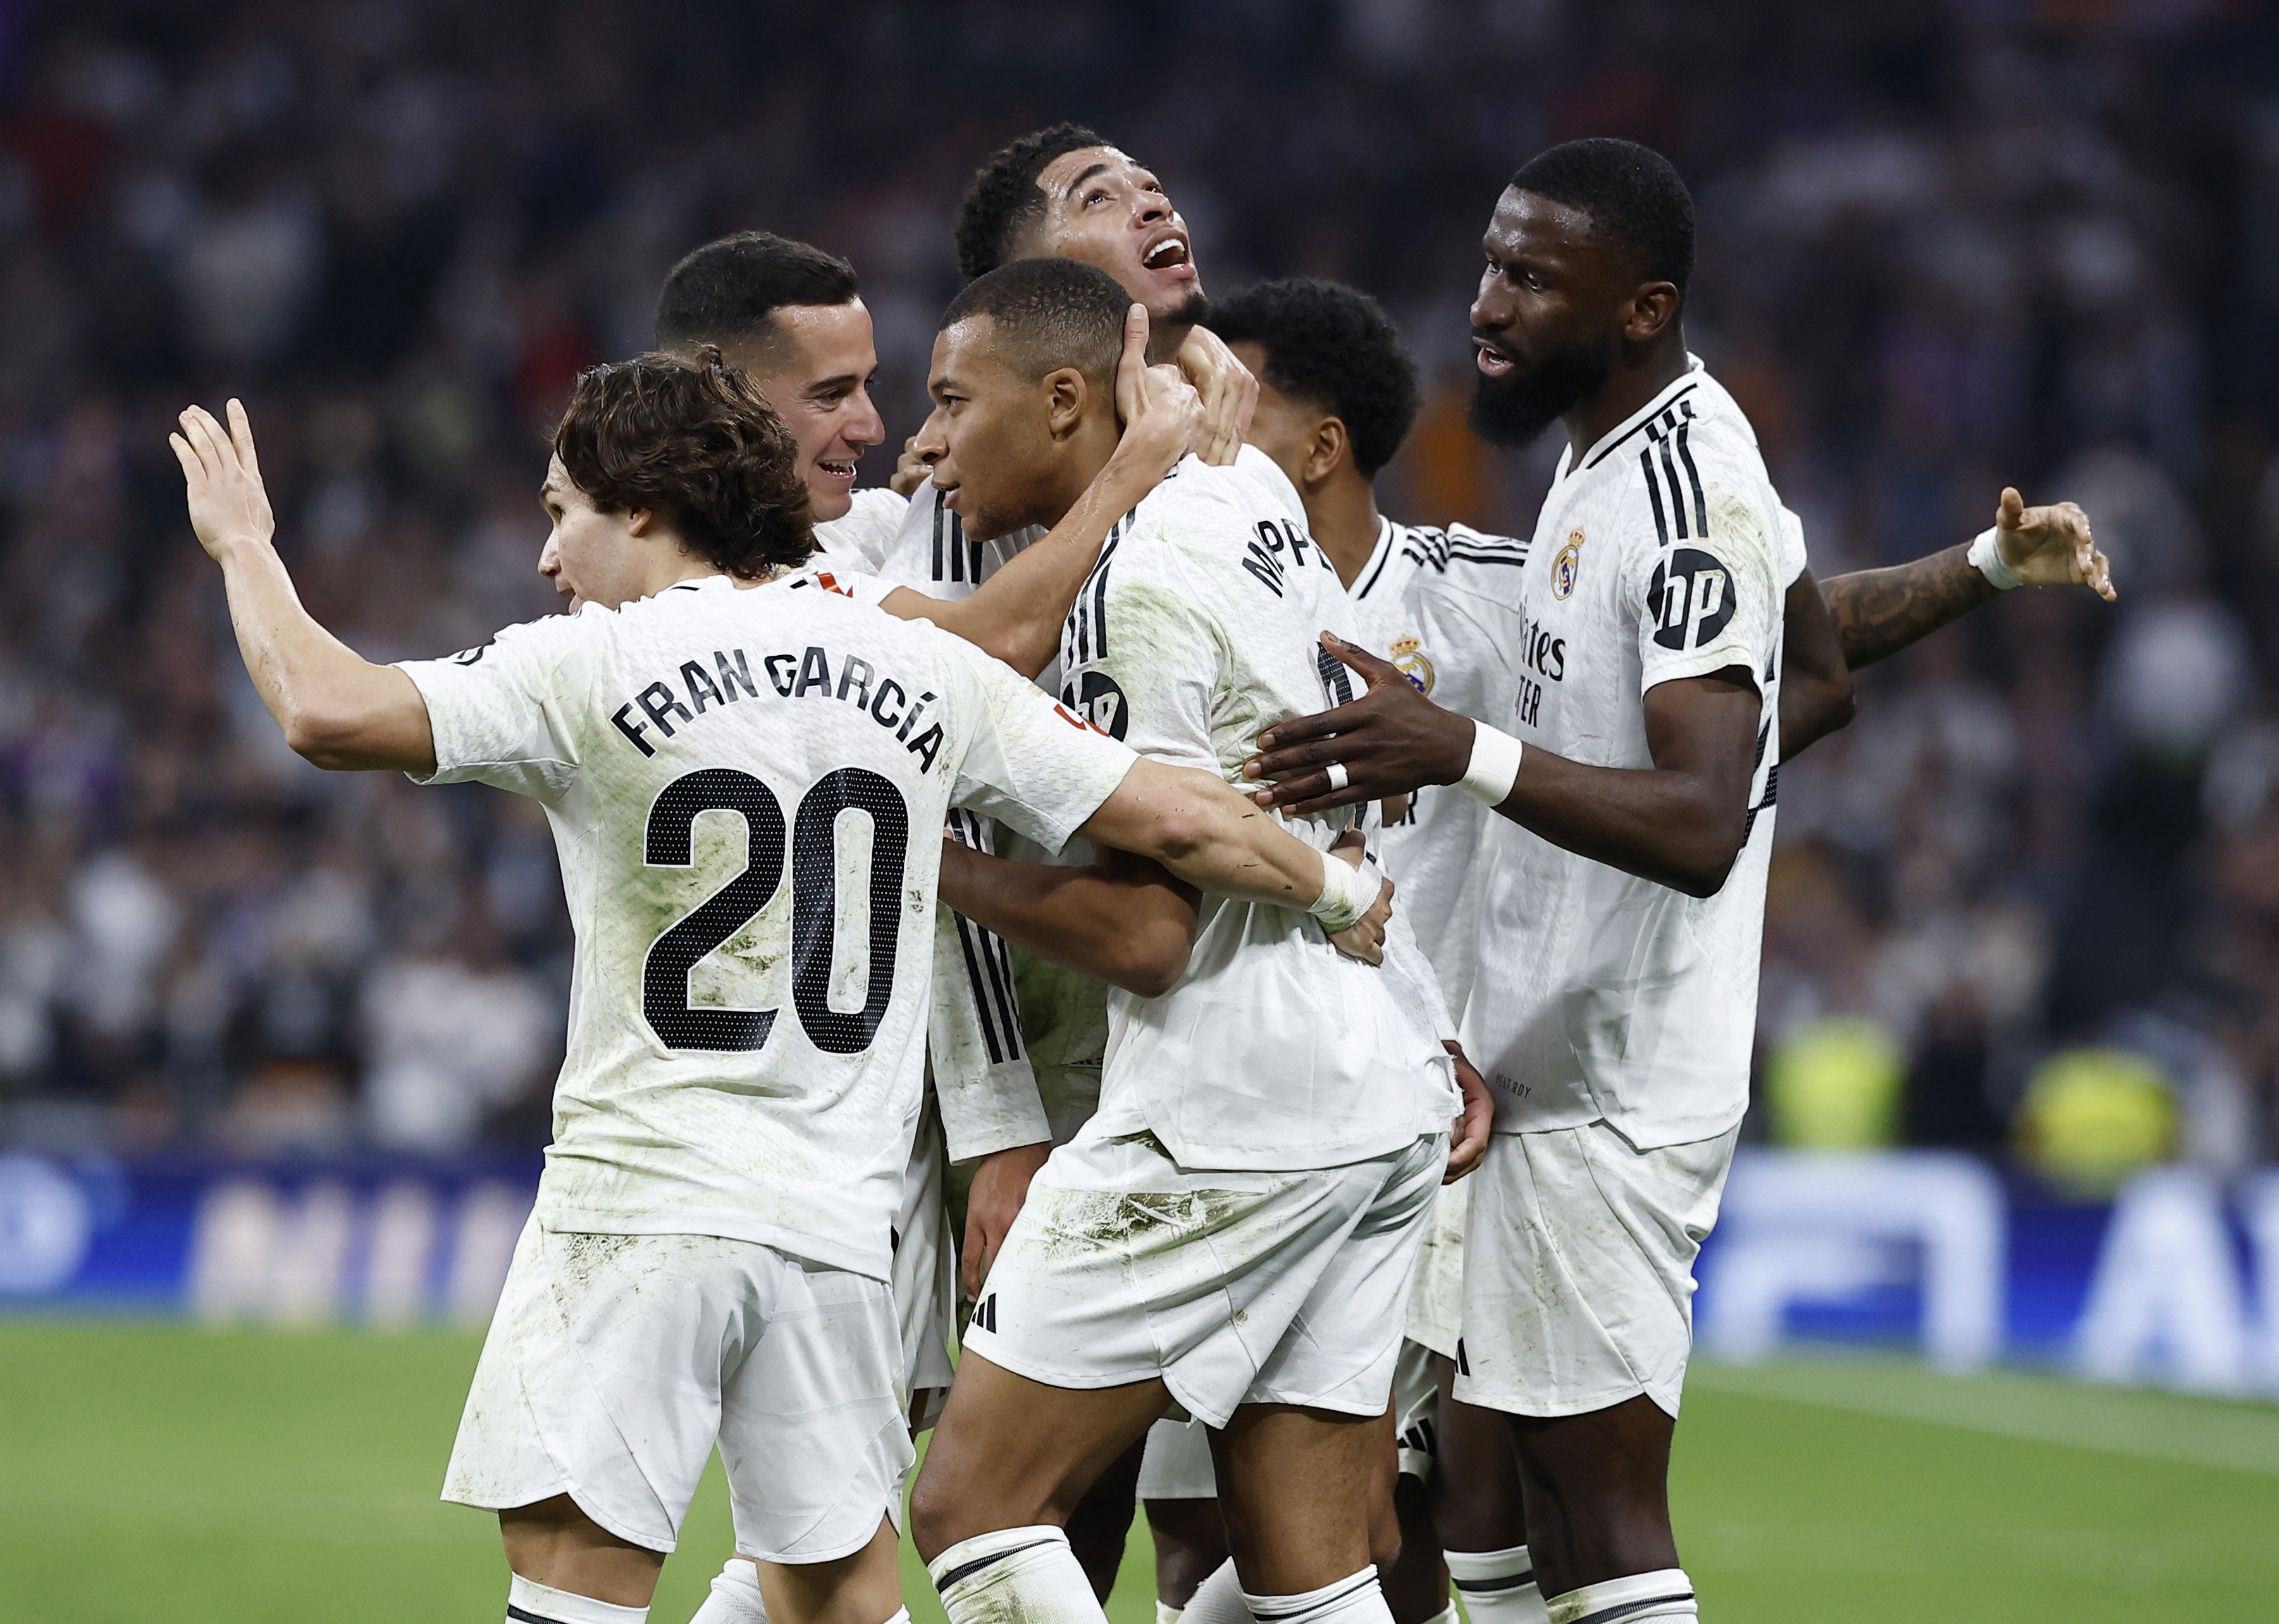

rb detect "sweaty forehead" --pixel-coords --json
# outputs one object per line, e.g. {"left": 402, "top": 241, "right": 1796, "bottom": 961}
{"left": 932, "top": 316, "right": 1014, "bottom": 386}
{"left": 1491, "top": 188, "right": 1605, "bottom": 262}
{"left": 1037, "top": 145, "right": 1147, "bottom": 201}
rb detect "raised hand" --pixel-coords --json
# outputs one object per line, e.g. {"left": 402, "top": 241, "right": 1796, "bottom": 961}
{"left": 1996, "top": 485, "right": 2116, "bottom": 601}
{"left": 890, "top": 433, "right": 931, "bottom": 496}
{"left": 1244, "top": 632, "right": 1476, "bottom": 815}
{"left": 1172, "top": 323, "right": 1259, "bottom": 465}
{"left": 169, "top": 400, "right": 275, "bottom": 561}
{"left": 1113, "top": 302, "right": 1205, "bottom": 477}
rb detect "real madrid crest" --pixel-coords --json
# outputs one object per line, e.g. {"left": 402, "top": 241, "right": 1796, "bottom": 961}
{"left": 1390, "top": 634, "right": 1435, "bottom": 695}
{"left": 1551, "top": 528, "right": 1585, "bottom": 599}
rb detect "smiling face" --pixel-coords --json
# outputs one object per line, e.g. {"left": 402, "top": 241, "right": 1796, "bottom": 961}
{"left": 719, "top": 299, "right": 882, "bottom": 521}
{"left": 1467, "top": 187, "right": 1638, "bottom": 448}
{"left": 1025, "top": 145, "right": 1204, "bottom": 333}
{"left": 536, "top": 455, "right": 656, "bottom": 610}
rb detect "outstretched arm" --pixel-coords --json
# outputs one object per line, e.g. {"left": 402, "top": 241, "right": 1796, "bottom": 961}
{"left": 877, "top": 306, "right": 1202, "bottom": 678}
{"left": 1779, "top": 567, "right": 1855, "bottom": 760}
{"left": 1242, "top": 636, "right": 1762, "bottom": 899}
{"left": 171, "top": 401, "right": 434, "bottom": 775}
{"left": 1820, "top": 487, "right": 2115, "bottom": 670}
{"left": 1077, "top": 758, "right": 1393, "bottom": 960}
{"left": 939, "top": 840, "right": 1201, "bottom": 997}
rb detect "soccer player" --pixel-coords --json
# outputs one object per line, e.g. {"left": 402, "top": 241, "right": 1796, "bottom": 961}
{"left": 1189, "top": 274, "right": 2109, "bottom": 1624}
{"left": 1241, "top": 140, "right": 2110, "bottom": 1624}
{"left": 900, "top": 256, "right": 1481, "bottom": 1624}
{"left": 169, "top": 356, "right": 1394, "bottom": 1624}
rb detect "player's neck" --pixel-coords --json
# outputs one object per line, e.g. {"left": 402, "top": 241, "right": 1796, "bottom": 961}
{"left": 1306, "top": 471, "right": 1384, "bottom": 590}
{"left": 1561, "top": 331, "right": 1689, "bottom": 462}
{"left": 1146, "top": 321, "right": 1191, "bottom": 366}
{"left": 1032, "top": 421, "right": 1123, "bottom": 531}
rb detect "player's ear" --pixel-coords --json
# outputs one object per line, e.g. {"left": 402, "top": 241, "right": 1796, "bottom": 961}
{"left": 1624, "top": 281, "right": 1681, "bottom": 345}
{"left": 1042, "top": 367, "right": 1089, "bottom": 440}
{"left": 1306, "top": 417, "right": 1349, "bottom": 486}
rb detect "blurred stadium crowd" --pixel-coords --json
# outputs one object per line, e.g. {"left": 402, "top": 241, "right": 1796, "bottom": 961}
{"left": 1, "top": 0, "right": 2275, "bottom": 1186}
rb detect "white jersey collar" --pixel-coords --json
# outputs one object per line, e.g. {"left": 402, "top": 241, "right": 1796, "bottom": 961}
{"left": 1352, "top": 514, "right": 1399, "bottom": 600}
{"left": 1561, "top": 352, "right": 1707, "bottom": 481}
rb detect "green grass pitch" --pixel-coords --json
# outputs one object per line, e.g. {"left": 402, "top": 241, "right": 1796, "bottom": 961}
{"left": 3, "top": 1322, "right": 2275, "bottom": 1622}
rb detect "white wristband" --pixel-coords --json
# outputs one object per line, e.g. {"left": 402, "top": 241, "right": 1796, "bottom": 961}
{"left": 1307, "top": 852, "right": 1380, "bottom": 933}
{"left": 1457, "top": 722, "right": 1524, "bottom": 806}
{"left": 1967, "top": 526, "right": 2021, "bottom": 591}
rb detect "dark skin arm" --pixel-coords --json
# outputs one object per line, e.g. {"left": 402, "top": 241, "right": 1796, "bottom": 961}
{"left": 1778, "top": 567, "right": 1855, "bottom": 760}
{"left": 1244, "top": 636, "right": 1762, "bottom": 899}
{"left": 938, "top": 839, "right": 1202, "bottom": 999}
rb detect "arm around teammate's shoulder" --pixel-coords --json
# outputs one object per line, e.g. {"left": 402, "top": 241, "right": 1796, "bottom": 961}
{"left": 172, "top": 400, "right": 438, "bottom": 777}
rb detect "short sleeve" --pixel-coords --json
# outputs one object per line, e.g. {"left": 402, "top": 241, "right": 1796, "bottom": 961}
{"left": 812, "top": 487, "right": 910, "bottom": 574}
{"left": 1065, "top": 543, "right": 1221, "bottom": 771}
{"left": 1626, "top": 480, "right": 1782, "bottom": 698}
{"left": 938, "top": 637, "right": 1137, "bottom": 854}
{"left": 1775, "top": 504, "right": 1810, "bottom": 589}
{"left": 396, "top": 613, "right": 587, "bottom": 802}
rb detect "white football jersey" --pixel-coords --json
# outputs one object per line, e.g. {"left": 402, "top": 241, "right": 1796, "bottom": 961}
{"left": 1461, "top": 358, "right": 1797, "bottom": 1150}
{"left": 812, "top": 486, "right": 910, "bottom": 574}
{"left": 1346, "top": 519, "right": 1531, "bottom": 1012}
{"left": 397, "top": 575, "right": 1135, "bottom": 1279}
{"left": 1063, "top": 446, "right": 1457, "bottom": 1171}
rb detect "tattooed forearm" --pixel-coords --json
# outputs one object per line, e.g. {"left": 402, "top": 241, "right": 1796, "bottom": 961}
{"left": 1819, "top": 543, "right": 1999, "bottom": 670}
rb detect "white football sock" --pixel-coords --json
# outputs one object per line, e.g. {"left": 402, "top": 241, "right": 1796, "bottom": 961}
{"left": 687, "top": 1557, "right": 768, "bottom": 1624}
{"left": 1543, "top": 1568, "right": 1696, "bottom": 1624}
{"left": 1242, "top": 1566, "right": 1393, "bottom": 1624}
{"left": 1443, "top": 1544, "right": 1547, "bottom": 1624}
{"left": 505, "top": 1573, "right": 648, "bottom": 1624}
{"left": 930, "top": 1526, "right": 1108, "bottom": 1624}
{"left": 1158, "top": 1603, "right": 1185, "bottom": 1624}
{"left": 1180, "top": 1559, "right": 1248, "bottom": 1624}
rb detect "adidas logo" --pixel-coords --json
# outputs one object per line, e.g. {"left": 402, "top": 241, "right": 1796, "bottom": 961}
{"left": 972, "top": 1293, "right": 999, "bottom": 1334}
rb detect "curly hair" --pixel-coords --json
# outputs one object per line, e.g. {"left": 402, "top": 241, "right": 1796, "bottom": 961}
{"left": 1207, "top": 279, "right": 1421, "bottom": 477}
{"left": 1510, "top": 138, "right": 1695, "bottom": 296}
{"left": 553, "top": 348, "right": 815, "bottom": 579}
{"left": 954, "top": 121, "right": 1106, "bottom": 281}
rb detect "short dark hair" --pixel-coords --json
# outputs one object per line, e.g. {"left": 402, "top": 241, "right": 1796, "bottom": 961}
{"left": 553, "top": 347, "right": 814, "bottom": 579}
{"left": 653, "top": 232, "right": 860, "bottom": 362}
{"left": 955, "top": 122, "right": 1106, "bottom": 281}
{"left": 1208, "top": 279, "right": 1420, "bottom": 478}
{"left": 1509, "top": 137, "right": 1695, "bottom": 295}
{"left": 939, "top": 257, "right": 1129, "bottom": 392}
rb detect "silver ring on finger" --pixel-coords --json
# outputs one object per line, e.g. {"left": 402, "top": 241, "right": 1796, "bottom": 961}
{"left": 1325, "top": 761, "right": 1350, "bottom": 794}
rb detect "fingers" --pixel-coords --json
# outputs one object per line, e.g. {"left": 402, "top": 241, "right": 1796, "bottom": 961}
{"left": 227, "top": 398, "right": 261, "bottom": 478}
{"left": 1321, "top": 631, "right": 1402, "bottom": 684}
{"left": 1247, "top": 713, "right": 1350, "bottom": 761}
{"left": 1998, "top": 485, "right": 2024, "bottom": 531}
{"left": 1249, "top": 773, "right": 1373, "bottom": 815}
{"left": 1115, "top": 303, "right": 1151, "bottom": 423}
{"left": 166, "top": 431, "right": 201, "bottom": 485}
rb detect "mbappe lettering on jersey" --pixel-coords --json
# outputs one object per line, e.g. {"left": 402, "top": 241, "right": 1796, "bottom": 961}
{"left": 607, "top": 644, "right": 947, "bottom": 772}
{"left": 1241, "top": 517, "right": 1335, "bottom": 597}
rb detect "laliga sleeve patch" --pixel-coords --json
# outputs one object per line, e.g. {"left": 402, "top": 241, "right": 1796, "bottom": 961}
{"left": 1646, "top": 546, "right": 1737, "bottom": 651}
{"left": 1063, "top": 669, "right": 1130, "bottom": 740}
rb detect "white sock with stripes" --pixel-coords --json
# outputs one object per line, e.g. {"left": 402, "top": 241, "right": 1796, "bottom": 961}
{"left": 930, "top": 1526, "right": 1108, "bottom": 1624}
{"left": 1241, "top": 1567, "right": 1393, "bottom": 1624}
{"left": 1178, "top": 1559, "right": 1247, "bottom": 1624}
{"left": 687, "top": 1557, "right": 767, "bottom": 1624}
{"left": 505, "top": 1573, "right": 648, "bottom": 1624}
{"left": 1543, "top": 1568, "right": 1696, "bottom": 1624}
{"left": 1443, "top": 1544, "right": 1547, "bottom": 1624}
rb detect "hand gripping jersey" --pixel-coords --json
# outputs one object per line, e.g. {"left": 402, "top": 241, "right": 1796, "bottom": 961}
{"left": 1461, "top": 357, "right": 1800, "bottom": 1150}
{"left": 1062, "top": 446, "right": 1458, "bottom": 1171}
{"left": 396, "top": 575, "right": 1135, "bottom": 1279}
{"left": 1345, "top": 519, "right": 1532, "bottom": 1013}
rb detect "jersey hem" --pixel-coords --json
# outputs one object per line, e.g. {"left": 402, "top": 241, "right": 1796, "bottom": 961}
{"left": 529, "top": 1200, "right": 891, "bottom": 1282}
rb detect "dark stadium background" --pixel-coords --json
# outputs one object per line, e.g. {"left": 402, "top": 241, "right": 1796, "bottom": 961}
{"left": 2, "top": 4, "right": 2276, "bottom": 1621}
{"left": 3, "top": 0, "right": 2273, "bottom": 1191}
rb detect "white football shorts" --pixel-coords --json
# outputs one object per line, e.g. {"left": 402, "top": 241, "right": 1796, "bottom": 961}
{"left": 1391, "top": 1336, "right": 1442, "bottom": 1482}
{"left": 1404, "top": 1177, "right": 1468, "bottom": 1358}
{"left": 1136, "top": 1415, "right": 1216, "bottom": 1500}
{"left": 1454, "top": 1122, "right": 1740, "bottom": 1420}
{"left": 443, "top": 1217, "right": 915, "bottom": 1559}
{"left": 961, "top": 1124, "right": 1445, "bottom": 1428}
{"left": 896, "top": 1100, "right": 958, "bottom": 1413}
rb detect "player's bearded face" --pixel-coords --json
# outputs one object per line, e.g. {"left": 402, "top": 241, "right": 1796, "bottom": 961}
{"left": 1467, "top": 328, "right": 1611, "bottom": 448}
{"left": 1031, "top": 146, "right": 1206, "bottom": 337}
